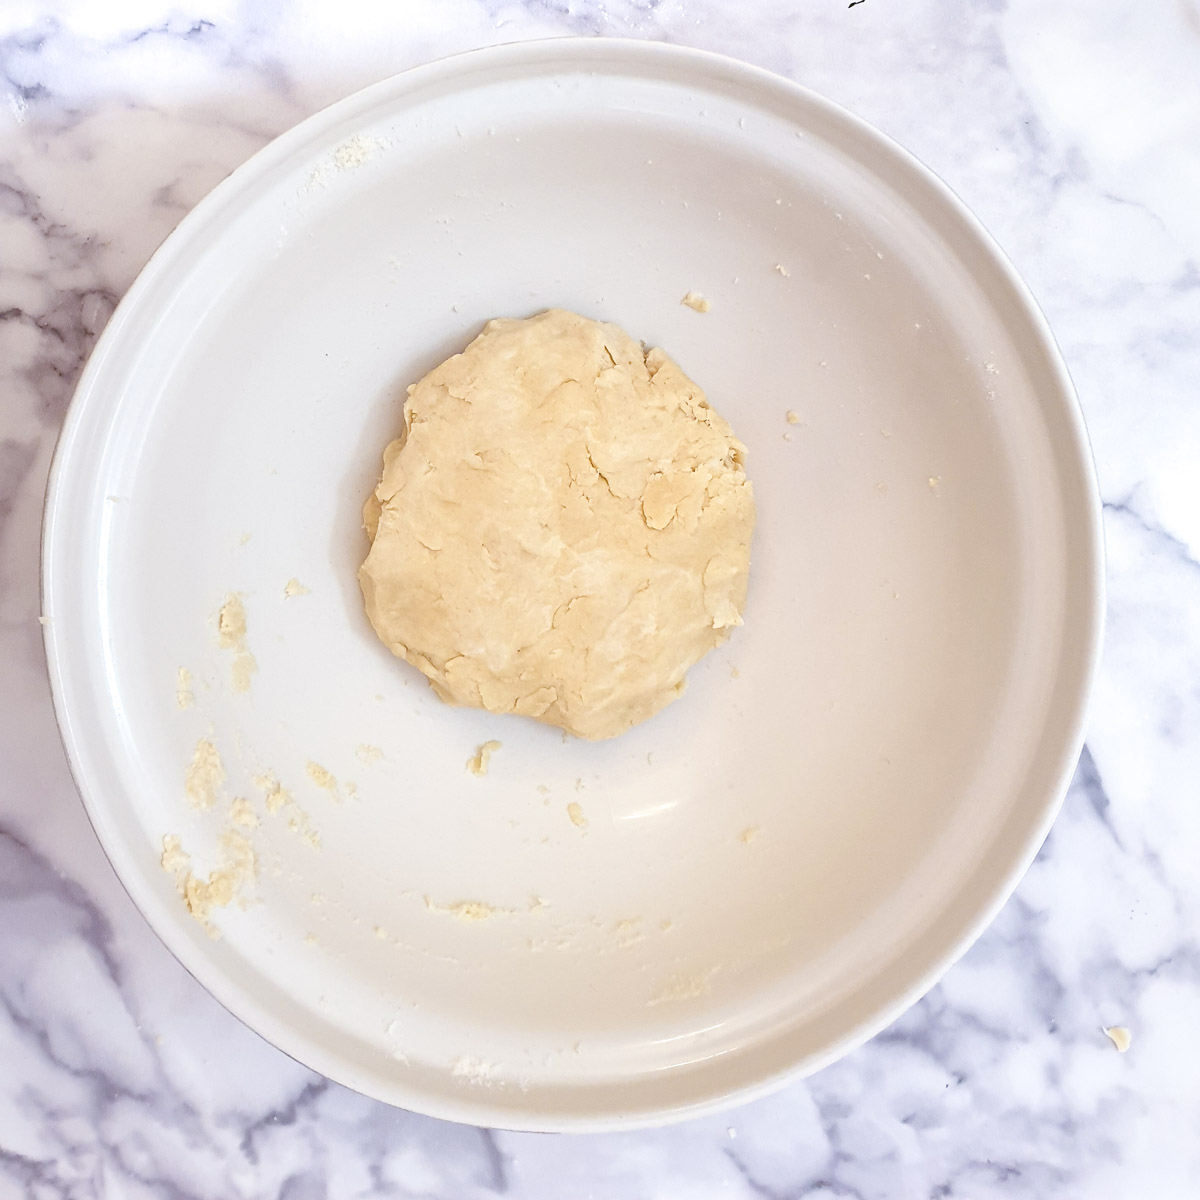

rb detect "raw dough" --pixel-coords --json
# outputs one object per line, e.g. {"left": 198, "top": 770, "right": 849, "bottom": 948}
{"left": 359, "top": 309, "right": 755, "bottom": 740}
{"left": 467, "top": 740, "right": 502, "bottom": 776}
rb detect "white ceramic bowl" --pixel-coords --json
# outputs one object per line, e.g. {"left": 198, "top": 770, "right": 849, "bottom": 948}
{"left": 42, "top": 39, "right": 1103, "bottom": 1130}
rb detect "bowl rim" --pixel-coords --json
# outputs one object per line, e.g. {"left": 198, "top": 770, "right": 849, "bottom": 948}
{"left": 40, "top": 35, "right": 1105, "bottom": 1131}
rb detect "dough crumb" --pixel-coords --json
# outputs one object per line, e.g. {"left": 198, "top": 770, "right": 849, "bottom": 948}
{"left": 231, "top": 654, "right": 256, "bottom": 693}
{"left": 928, "top": 476, "right": 942, "bottom": 493}
{"left": 613, "top": 917, "right": 643, "bottom": 947}
{"left": 467, "top": 740, "right": 503, "bottom": 777}
{"left": 217, "top": 594, "right": 246, "bottom": 647}
{"left": 306, "top": 760, "right": 339, "bottom": 797}
{"left": 356, "top": 743, "right": 384, "bottom": 764}
{"left": 786, "top": 410, "right": 800, "bottom": 425}
{"left": 774, "top": 264, "right": 791, "bottom": 277}
{"left": 176, "top": 667, "right": 194, "bottom": 710}
{"left": 216, "top": 594, "right": 257, "bottom": 693}
{"left": 450, "top": 1055, "right": 500, "bottom": 1084}
{"left": 681, "top": 290, "right": 711, "bottom": 313}
{"left": 1104, "top": 1025, "right": 1132, "bottom": 1053}
{"left": 739, "top": 825, "right": 758, "bottom": 843}
{"left": 730, "top": 665, "right": 740, "bottom": 679}
{"left": 286, "top": 809, "right": 321, "bottom": 849}
{"left": 334, "top": 133, "right": 378, "bottom": 169}
{"left": 185, "top": 738, "right": 225, "bottom": 811}
{"left": 159, "top": 829, "right": 256, "bottom": 933}
{"left": 253, "top": 772, "right": 293, "bottom": 813}
{"left": 229, "top": 796, "right": 259, "bottom": 829}
{"left": 566, "top": 801, "right": 589, "bottom": 830}
{"left": 649, "top": 968, "right": 717, "bottom": 1006}
{"left": 160, "top": 833, "right": 190, "bottom": 877}
{"left": 373, "top": 925, "right": 389, "bottom": 940}
{"left": 425, "top": 897, "right": 498, "bottom": 921}
{"left": 284, "top": 577, "right": 311, "bottom": 598}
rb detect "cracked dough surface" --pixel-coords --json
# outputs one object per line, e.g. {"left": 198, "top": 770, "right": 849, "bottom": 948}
{"left": 359, "top": 309, "right": 755, "bottom": 740}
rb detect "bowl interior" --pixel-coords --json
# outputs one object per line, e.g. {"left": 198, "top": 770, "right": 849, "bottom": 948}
{"left": 43, "top": 42, "right": 1099, "bottom": 1128}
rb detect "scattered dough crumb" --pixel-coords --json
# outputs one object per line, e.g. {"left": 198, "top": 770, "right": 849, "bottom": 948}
{"left": 286, "top": 809, "right": 322, "bottom": 849}
{"left": 613, "top": 917, "right": 644, "bottom": 947}
{"left": 216, "top": 594, "right": 257, "bottom": 693}
{"left": 786, "top": 410, "right": 800, "bottom": 424}
{"left": 160, "top": 834, "right": 190, "bottom": 878}
{"left": 253, "top": 772, "right": 292, "bottom": 813}
{"left": 928, "top": 476, "right": 942, "bottom": 492}
{"left": 1104, "top": 1026, "right": 1132, "bottom": 1053}
{"left": 425, "top": 897, "right": 498, "bottom": 921}
{"left": 228, "top": 796, "right": 259, "bottom": 829}
{"left": 739, "top": 826, "right": 758, "bottom": 843}
{"left": 160, "top": 830, "right": 256, "bottom": 934}
{"left": 334, "top": 133, "right": 378, "bottom": 169}
{"left": 450, "top": 1055, "right": 500, "bottom": 1084}
{"left": 649, "top": 968, "right": 718, "bottom": 1006}
{"left": 185, "top": 738, "right": 225, "bottom": 811}
{"left": 730, "top": 665, "right": 740, "bottom": 679}
{"left": 231, "top": 654, "right": 256, "bottom": 693}
{"left": 306, "top": 760, "right": 338, "bottom": 796}
{"left": 467, "top": 740, "right": 502, "bottom": 776}
{"left": 373, "top": 925, "right": 388, "bottom": 940}
{"left": 176, "top": 667, "right": 194, "bottom": 710}
{"left": 681, "top": 290, "right": 711, "bottom": 313}
{"left": 217, "top": 594, "right": 246, "bottom": 647}
{"left": 304, "top": 932, "right": 318, "bottom": 946}
{"left": 774, "top": 264, "right": 791, "bottom": 277}
{"left": 356, "top": 743, "right": 384, "bottom": 764}
{"left": 238, "top": 532, "right": 252, "bottom": 546}
{"left": 566, "top": 801, "right": 589, "bottom": 830}
{"left": 284, "top": 577, "right": 311, "bottom": 598}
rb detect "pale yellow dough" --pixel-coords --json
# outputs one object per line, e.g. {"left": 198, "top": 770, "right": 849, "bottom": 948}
{"left": 358, "top": 309, "right": 755, "bottom": 740}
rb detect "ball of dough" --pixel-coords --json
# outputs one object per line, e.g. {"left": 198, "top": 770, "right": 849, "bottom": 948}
{"left": 359, "top": 309, "right": 755, "bottom": 740}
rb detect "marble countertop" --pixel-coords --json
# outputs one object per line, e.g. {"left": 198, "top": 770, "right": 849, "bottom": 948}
{"left": 3, "top": 1, "right": 1199, "bottom": 1195}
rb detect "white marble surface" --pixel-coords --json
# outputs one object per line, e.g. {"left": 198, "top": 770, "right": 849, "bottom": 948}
{"left": 2, "top": 0, "right": 1199, "bottom": 1194}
